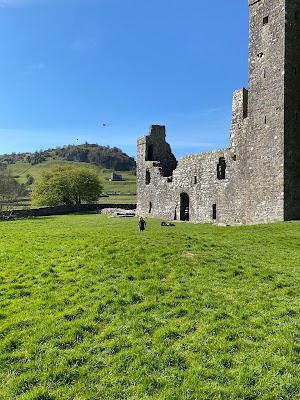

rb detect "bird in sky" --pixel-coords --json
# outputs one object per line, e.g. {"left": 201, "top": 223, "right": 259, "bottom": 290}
{"left": 102, "top": 123, "right": 106, "bottom": 126}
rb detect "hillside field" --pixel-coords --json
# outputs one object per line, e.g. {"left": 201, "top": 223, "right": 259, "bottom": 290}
{"left": 7, "top": 159, "right": 136, "bottom": 206}
{"left": 0, "top": 215, "right": 300, "bottom": 399}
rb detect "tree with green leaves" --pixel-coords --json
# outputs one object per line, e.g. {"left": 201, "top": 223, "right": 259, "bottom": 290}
{"left": 31, "top": 165, "right": 103, "bottom": 206}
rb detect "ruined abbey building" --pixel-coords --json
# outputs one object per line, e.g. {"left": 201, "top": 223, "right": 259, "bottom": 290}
{"left": 136, "top": 0, "right": 300, "bottom": 225}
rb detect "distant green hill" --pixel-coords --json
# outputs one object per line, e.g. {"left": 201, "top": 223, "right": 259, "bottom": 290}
{"left": 0, "top": 143, "right": 136, "bottom": 171}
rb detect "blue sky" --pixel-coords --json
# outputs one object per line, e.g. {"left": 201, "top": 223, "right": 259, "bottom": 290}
{"left": 0, "top": 0, "right": 249, "bottom": 160}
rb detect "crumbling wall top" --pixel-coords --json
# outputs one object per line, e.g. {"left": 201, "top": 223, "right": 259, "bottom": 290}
{"left": 148, "top": 125, "right": 166, "bottom": 138}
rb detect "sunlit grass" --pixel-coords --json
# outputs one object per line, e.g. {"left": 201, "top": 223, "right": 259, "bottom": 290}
{"left": 0, "top": 215, "right": 299, "bottom": 399}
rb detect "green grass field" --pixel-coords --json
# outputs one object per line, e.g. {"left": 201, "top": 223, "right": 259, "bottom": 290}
{"left": 0, "top": 215, "right": 299, "bottom": 399}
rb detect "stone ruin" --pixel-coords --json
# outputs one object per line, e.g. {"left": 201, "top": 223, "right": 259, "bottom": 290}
{"left": 136, "top": 0, "right": 300, "bottom": 225}
{"left": 110, "top": 173, "right": 125, "bottom": 181}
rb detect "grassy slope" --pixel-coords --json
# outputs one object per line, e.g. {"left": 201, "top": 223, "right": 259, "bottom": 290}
{"left": 7, "top": 159, "right": 136, "bottom": 205}
{"left": 0, "top": 216, "right": 299, "bottom": 399}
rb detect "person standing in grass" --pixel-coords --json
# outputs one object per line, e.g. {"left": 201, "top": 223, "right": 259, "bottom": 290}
{"left": 138, "top": 217, "right": 146, "bottom": 232}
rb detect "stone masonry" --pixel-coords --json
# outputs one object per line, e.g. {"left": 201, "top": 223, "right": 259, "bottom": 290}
{"left": 137, "top": 0, "right": 300, "bottom": 225}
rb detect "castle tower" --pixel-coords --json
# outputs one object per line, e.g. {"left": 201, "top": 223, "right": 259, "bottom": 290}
{"left": 245, "top": 0, "right": 300, "bottom": 223}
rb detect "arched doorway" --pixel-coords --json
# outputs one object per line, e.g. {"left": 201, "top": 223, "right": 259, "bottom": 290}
{"left": 180, "top": 193, "right": 189, "bottom": 221}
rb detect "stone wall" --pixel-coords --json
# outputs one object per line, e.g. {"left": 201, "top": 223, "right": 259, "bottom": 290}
{"left": 0, "top": 204, "right": 136, "bottom": 220}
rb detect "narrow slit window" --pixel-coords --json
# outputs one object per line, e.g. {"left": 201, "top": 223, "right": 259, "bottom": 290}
{"left": 264, "top": 116, "right": 267, "bottom": 124}
{"left": 263, "top": 16, "right": 269, "bottom": 26}
{"left": 146, "top": 169, "right": 151, "bottom": 185}
{"left": 212, "top": 204, "right": 217, "bottom": 220}
{"left": 194, "top": 175, "right": 197, "bottom": 184}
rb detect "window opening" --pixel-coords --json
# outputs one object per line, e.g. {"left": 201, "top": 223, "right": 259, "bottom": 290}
{"left": 217, "top": 157, "right": 226, "bottom": 180}
{"left": 212, "top": 204, "right": 217, "bottom": 220}
{"left": 148, "top": 202, "right": 152, "bottom": 213}
{"left": 257, "top": 52, "right": 263, "bottom": 58}
{"left": 194, "top": 175, "right": 197, "bottom": 184}
{"left": 264, "top": 116, "right": 267, "bottom": 124}
{"left": 145, "top": 169, "right": 151, "bottom": 185}
{"left": 263, "top": 16, "right": 269, "bottom": 25}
